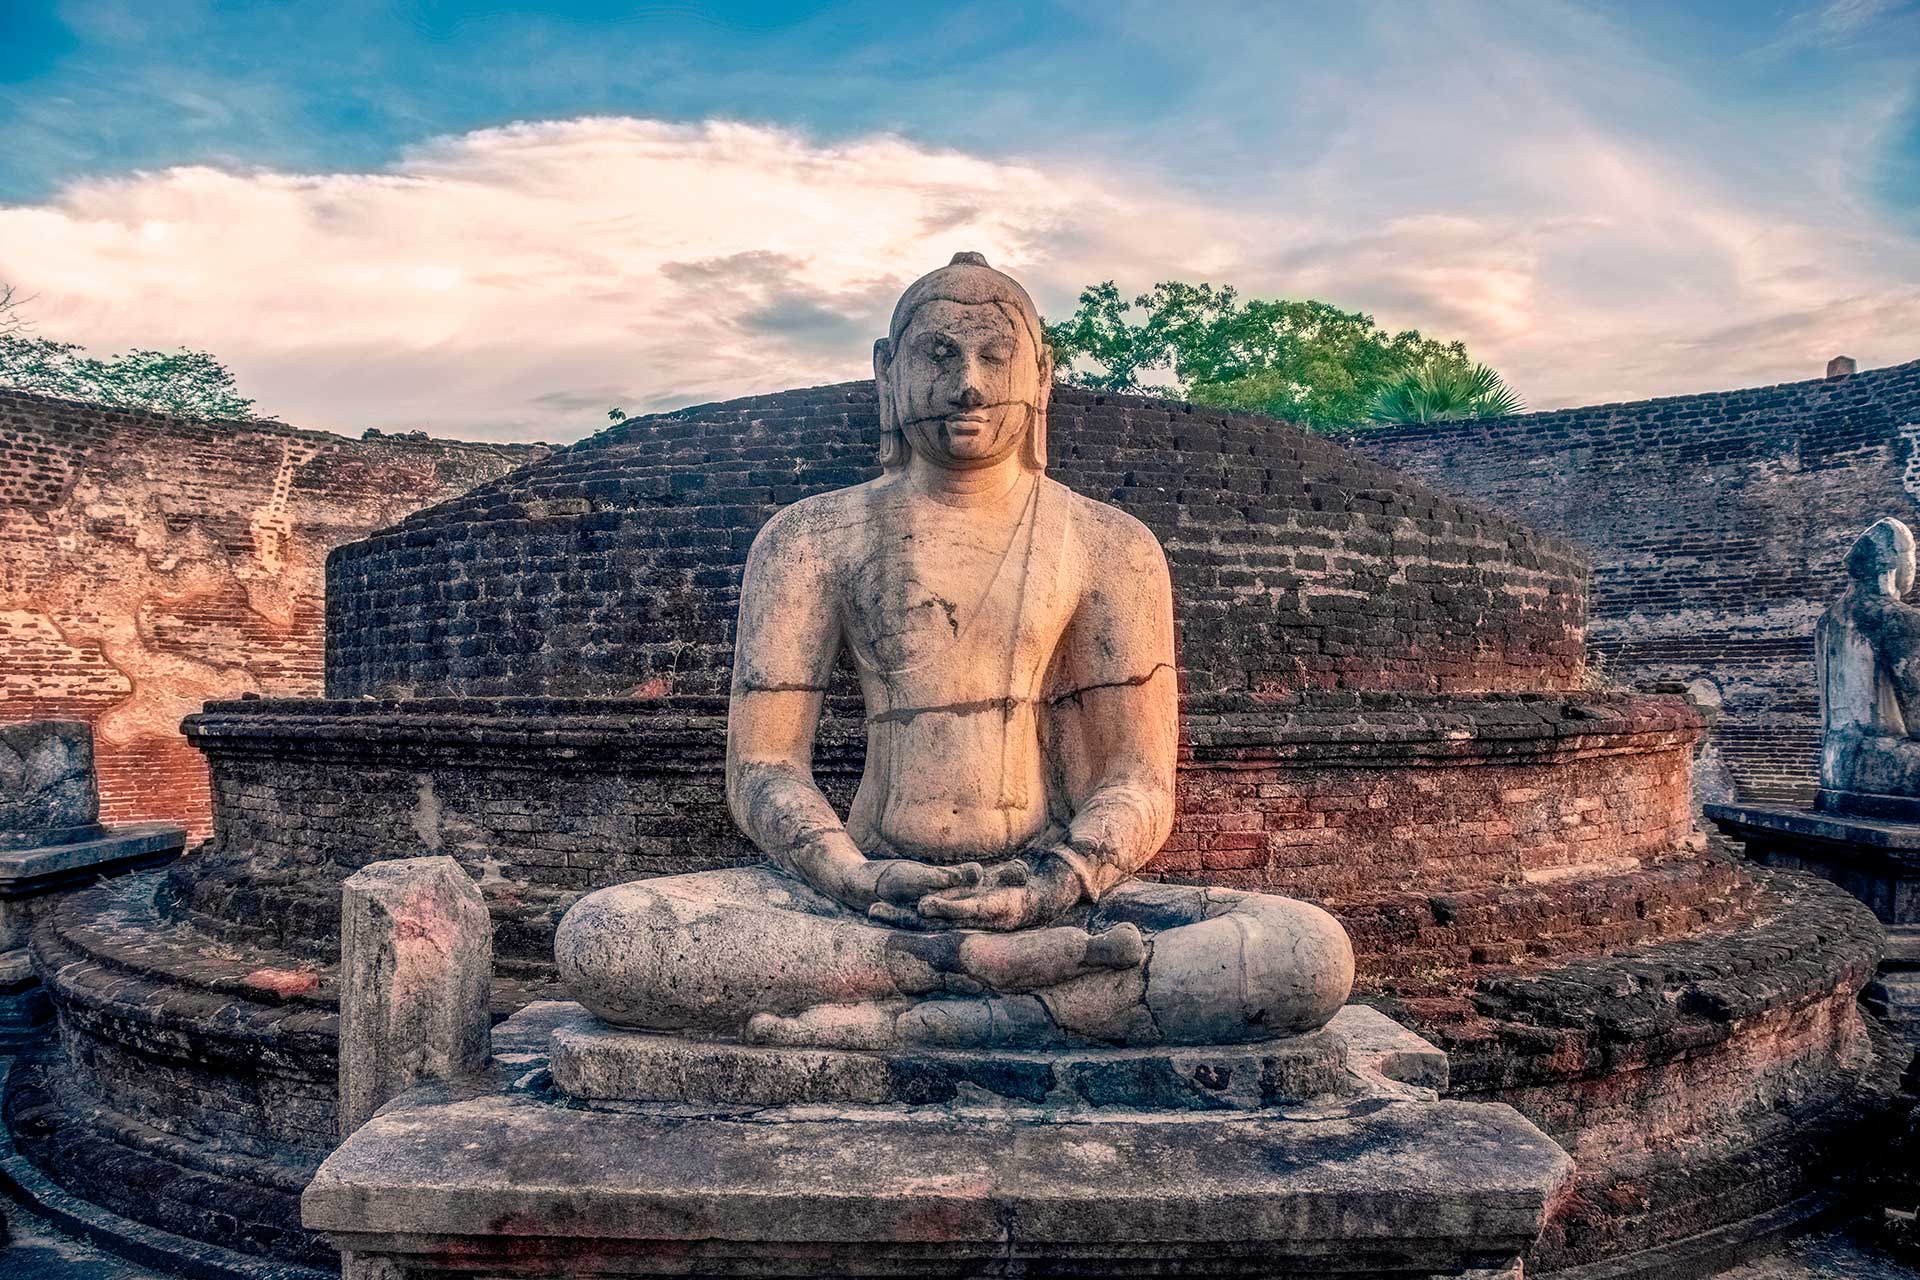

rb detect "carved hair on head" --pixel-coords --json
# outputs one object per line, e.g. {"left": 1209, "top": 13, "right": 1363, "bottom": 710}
{"left": 873, "top": 252, "right": 1052, "bottom": 473}
{"left": 1846, "top": 516, "right": 1917, "bottom": 592}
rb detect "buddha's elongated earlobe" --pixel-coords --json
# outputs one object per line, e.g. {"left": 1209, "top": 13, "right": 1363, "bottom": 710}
{"left": 873, "top": 336, "right": 909, "bottom": 472}
{"left": 1021, "top": 342, "right": 1054, "bottom": 472}
{"left": 1021, "top": 404, "right": 1048, "bottom": 471}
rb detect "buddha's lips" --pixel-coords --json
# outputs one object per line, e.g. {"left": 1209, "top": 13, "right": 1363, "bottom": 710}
{"left": 899, "top": 401, "right": 1034, "bottom": 430}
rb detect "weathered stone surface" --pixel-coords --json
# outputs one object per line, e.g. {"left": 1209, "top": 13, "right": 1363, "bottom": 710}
{"left": 304, "top": 1002, "right": 1573, "bottom": 1279}
{"left": 324, "top": 393, "right": 1589, "bottom": 707}
{"left": 0, "top": 825, "right": 185, "bottom": 950}
{"left": 338, "top": 857, "right": 492, "bottom": 1136}
{"left": 0, "top": 721, "right": 101, "bottom": 850}
{"left": 1711, "top": 802, "right": 1920, "bottom": 1030}
{"left": 556, "top": 256, "right": 1353, "bottom": 1051}
{"left": 548, "top": 1004, "right": 1353, "bottom": 1109}
{"left": 22, "top": 284, "right": 1891, "bottom": 1279}
{"left": 0, "top": 820, "right": 185, "bottom": 1043}
{"left": 0, "top": 725, "right": 184, "bottom": 1044}
{"left": 1406, "top": 865, "right": 1888, "bottom": 1270}
{"left": 1815, "top": 517, "right": 1920, "bottom": 817}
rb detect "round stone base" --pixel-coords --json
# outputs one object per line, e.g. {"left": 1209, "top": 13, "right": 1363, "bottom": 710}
{"left": 547, "top": 1010, "right": 1355, "bottom": 1109}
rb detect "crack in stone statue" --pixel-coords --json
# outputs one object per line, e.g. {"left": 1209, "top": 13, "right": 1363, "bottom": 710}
{"left": 556, "top": 253, "right": 1354, "bottom": 1049}
{"left": 1818, "top": 516, "right": 1920, "bottom": 815}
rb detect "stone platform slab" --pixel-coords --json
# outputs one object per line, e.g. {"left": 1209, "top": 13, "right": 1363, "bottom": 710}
{"left": 0, "top": 823, "right": 188, "bottom": 902}
{"left": 303, "top": 1004, "right": 1568, "bottom": 1278}
{"left": 548, "top": 1003, "right": 1447, "bottom": 1109}
{"left": 0, "top": 822, "right": 185, "bottom": 1046}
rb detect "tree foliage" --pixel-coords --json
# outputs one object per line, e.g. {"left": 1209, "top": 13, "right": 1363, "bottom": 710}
{"left": 1043, "top": 280, "right": 1518, "bottom": 429}
{"left": 1367, "top": 360, "right": 1523, "bottom": 424}
{"left": 0, "top": 286, "right": 267, "bottom": 420}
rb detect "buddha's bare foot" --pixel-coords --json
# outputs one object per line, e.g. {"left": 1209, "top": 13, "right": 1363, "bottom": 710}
{"left": 743, "top": 999, "right": 907, "bottom": 1050}
{"left": 954, "top": 922, "right": 1145, "bottom": 993}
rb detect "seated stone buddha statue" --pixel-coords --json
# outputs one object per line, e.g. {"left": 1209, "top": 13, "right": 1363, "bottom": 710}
{"left": 1817, "top": 516, "right": 1920, "bottom": 815}
{"left": 555, "top": 254, "right": 1354, "bottom": 1050}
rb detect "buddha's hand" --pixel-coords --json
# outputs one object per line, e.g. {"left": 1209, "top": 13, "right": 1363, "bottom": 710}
{"left": 872, "top": 853, "right": 1082, "bottom": 932}
{"left": 835, "top": 858, "right": 982, "bottom": 914}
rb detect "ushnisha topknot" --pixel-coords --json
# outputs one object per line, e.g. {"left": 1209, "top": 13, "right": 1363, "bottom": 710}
{"left": 885, "top": 251, "right": 1046, "bottom": 356}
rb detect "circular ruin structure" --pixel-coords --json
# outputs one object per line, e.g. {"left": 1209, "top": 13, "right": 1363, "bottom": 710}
{"left": 22, "top": 383, "right": 1886, "bottom": 1273}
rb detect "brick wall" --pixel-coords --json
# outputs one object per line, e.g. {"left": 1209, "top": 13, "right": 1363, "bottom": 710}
{"left": 0, "top": 390, "right": 542, "bottom": 838}
{"left": 1345, "top": 358, "right": 1920, "bottom": 804}
{"left": 174, "top": 690, "right": 1707, "bottom": 979}
{"left": 326, "top": 383, "right": 1590, "bottom": 701}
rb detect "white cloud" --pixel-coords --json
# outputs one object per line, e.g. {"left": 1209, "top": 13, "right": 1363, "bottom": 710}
{"left": 1, "top": 111, "right": 1916, "bottom": 441}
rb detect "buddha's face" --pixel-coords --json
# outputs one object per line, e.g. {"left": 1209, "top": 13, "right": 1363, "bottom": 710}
{"left": 888, "top": 300, "right": 1045, "bottom": 469}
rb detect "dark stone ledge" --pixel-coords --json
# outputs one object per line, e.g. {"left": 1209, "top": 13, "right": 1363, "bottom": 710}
{"left": 184, "top": 690, "right": 1699, "bottom": 772}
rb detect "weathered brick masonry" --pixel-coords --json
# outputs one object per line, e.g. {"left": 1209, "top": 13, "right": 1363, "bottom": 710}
{"left": 0, "top": 390, "right": 542, "bottom": 838}
{"left": 24, "top": 380, "right": 1893, "bottom": 1273}
{"left": 1345, "top": 358, "right": 1920, "bottom": 806}
{"left": 170, "top": 691, "right": 1703, "bottom": 978}
{"left": 327, "top": 382, "right": 1588, "bottom": 701}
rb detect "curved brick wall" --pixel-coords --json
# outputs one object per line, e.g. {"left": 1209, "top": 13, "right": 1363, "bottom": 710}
{"left": 325, "top": 383, "right": 1588, "bottom": 701}
{"left": 1347, "top": 357, "right": 1920, "bottom": 804}
{"left": 34, "top": 851, "right": 1874, "bottom": 1273}
{"left": 173, "top": 691, "right": 1700, "bottom": 972}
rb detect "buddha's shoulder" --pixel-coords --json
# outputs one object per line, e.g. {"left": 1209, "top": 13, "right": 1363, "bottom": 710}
{"left": 751, "top": 481, "right": 881, "bottom": 550}
{"left": 1053, "top": 480, "right": 1168, "bottom": 570}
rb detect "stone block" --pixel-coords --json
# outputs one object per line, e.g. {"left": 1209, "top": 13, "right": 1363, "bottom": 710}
{"left": 0, "top": 720, "right": 103, "bottom": 851}
{"left": 304, "top": 1001, "right": 1573, "bottom": 1278}
{"left": 338, "top": 856, "right": 492, "bottom": 1135}
{"left": 550, "top": 1009, "right": 1351, "bottom": 1109}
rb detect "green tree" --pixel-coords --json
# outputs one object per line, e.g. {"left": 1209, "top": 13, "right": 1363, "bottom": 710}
{"left": 1044, "top": 280, "right": 1512, "bottom": 430}
{"left": 0, "top": 286, "right": 267, "bottom": 420}
{"left": 1367, "top": 360, "right": 1524, "bottom": 424}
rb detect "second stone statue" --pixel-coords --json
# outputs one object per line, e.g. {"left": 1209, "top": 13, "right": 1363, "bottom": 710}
{"left": 555, "top": 253, "right": 1354, "bottom": 1050}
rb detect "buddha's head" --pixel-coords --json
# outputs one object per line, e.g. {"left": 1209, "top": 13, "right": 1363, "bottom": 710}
{"left": 1846, "top": 517, "right": 1917, "bottom": 598}
{"left": 873, "top": 252, "right": 1053, "bottom": 474}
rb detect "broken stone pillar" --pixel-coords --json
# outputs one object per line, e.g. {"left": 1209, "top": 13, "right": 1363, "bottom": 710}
{"left": 1829, "top": 355, "right": 1858, "bottom": 378}
{"left": 0, "top": 721, "right": 185, "bottom": 1045}
{"left": 338, "top": 856, "right": 492, "bottom": 1135}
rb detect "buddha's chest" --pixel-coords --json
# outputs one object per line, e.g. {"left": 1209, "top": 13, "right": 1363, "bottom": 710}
{"left": 842, "top": 497, "right": 1078, "bottom": 691}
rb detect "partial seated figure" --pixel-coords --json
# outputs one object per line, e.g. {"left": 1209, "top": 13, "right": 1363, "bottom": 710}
{"left": 556, "top": 253, "right": 1353, "bottom": 1050}
{"left": 1817, "top": 516, "right": 1920, "bottom": 818}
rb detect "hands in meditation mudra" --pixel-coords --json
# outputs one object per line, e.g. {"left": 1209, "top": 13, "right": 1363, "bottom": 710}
{"left": 556, "top": 254, "right": 1354, "bottom": 1050}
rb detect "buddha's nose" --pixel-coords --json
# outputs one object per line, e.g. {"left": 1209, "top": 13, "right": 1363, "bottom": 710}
{"left": 954, "top": 380, "right": 986, "bottom": 409}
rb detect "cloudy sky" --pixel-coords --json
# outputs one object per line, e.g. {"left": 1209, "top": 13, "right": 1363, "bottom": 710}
{"left": 2, "top": 0, "right": 1917, "bottom": 443}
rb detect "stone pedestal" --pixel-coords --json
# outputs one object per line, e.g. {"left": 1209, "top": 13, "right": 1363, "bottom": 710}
{"left": 305, "top": 1002, "right": 1570, "bottom": 1278}
{"left": 0, "top": 721, "right": 185, "bottom": 1046}
{"left": 1708, "top": 802, "right": 1915, "bottom": 1033}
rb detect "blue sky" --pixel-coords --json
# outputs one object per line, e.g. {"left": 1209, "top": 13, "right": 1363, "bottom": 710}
{"left": 1, "top": 0, "right": 1916, "bottom": 440}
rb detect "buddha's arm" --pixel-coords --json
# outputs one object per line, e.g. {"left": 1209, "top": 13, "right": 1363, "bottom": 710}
{"left": 1040, "top": 518, "right": 1180, "bottom": 901}
{"left": 726, "top": 505, "right": 872, "bottom": 901}
{"left": 1867, "top": 599, "right": 1920, "bottom": 733}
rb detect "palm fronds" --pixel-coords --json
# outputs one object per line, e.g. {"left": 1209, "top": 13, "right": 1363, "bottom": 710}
{"left": 1367, "top": 360, "right": 1523, "bottom": 424}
